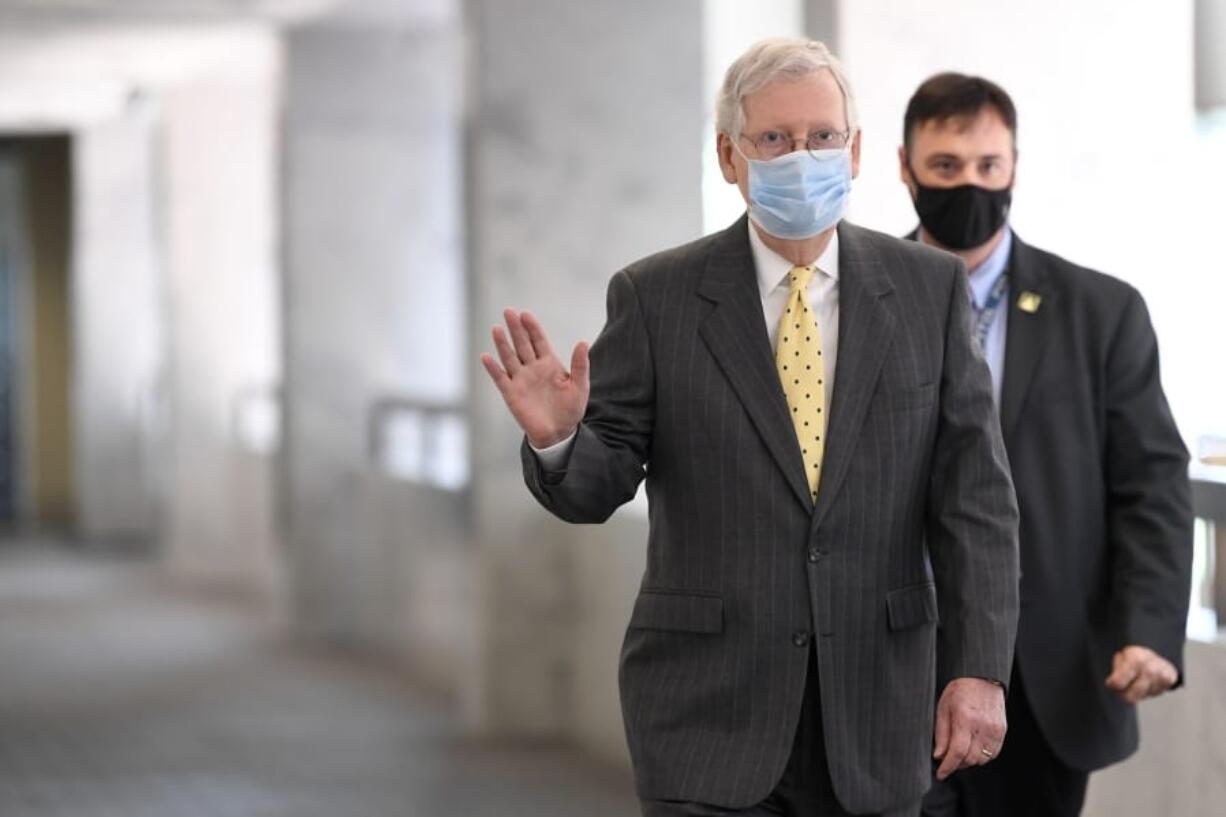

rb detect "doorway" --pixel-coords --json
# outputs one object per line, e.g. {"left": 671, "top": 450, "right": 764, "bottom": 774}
{"left": 0, "top": 135, "right": 74, "bottom": 532}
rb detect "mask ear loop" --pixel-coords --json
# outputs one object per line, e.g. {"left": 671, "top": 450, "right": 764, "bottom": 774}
{"left": 730, "top": 134, "right": 749, "bottom": 163}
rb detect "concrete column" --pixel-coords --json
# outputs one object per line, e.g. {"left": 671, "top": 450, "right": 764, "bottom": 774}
{"left": 804, "top": 0, "right": 838, "bottom": 44}
{"left": 72, "top": 109, "right": 162, "bottom": 543}
{"left": 1196, "top": 0, "right": 1226, "bottom": 111}
{"left": 466, "top": 0, "right": 704, "bottom": 738}
{"left": 280, "top": 2, "right": 467, "bottom": 648}
{"left": 159, "top": 29, "right": 284, "bottom": 598}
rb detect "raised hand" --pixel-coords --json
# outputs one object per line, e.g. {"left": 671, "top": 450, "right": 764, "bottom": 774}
{"left": 480, "top": 308, "right": 590, "bottom": 448}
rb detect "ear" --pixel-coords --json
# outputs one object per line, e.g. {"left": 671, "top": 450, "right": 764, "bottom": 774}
{"left": 849, "top": 129, "right": 863, "bottom": 179}
{"left": 898, "top": 145, "right": 917, "bottom": 194}
{"left": 717, "top": 132, "right": 739, "bottom": 185}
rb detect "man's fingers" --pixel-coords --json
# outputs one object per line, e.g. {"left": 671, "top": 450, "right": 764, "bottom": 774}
{"left": 932, "top": 703, "right": 951, "bottom": 760}
{"left": 492, "top": 326, "right": 521, "bottom": 375}
{"left": 504, "top": 309, "right": 537, "bottom": 365}
{"left": 521, "top": 311, "right": 555, "bottom": 361}
{"left": 950, "top": 724, "right": 974, "bottom": 768}
{"left": 1106, "top": 652, "right": 1168, "bottom": 703}
{"left": 480, "top": 354, "right": 511, "bottom": 395}
{"left": 1120, "top": 672, "right": 1153, "bottom": 704}
{"left": 1142, "top": 655, "right": 1178, "bottom": 695}
{"left": 936, "top": 712, "right": 971, "bottom": 779}
{"left": 570, "top": 341, "right": 590, "bottom": 393}
{"left": 1110, "top": 648, "right": 1178, "bottom": 701}
{"left": 936, "top": 723, "right": 970, "bottom": 780}
{"left": 1105, "top": 657, "right": 1138, "bottom": 692}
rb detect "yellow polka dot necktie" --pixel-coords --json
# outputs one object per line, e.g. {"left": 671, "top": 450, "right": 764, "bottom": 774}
{"left": 776, "top": 265, "right": 827, "bottom": 504}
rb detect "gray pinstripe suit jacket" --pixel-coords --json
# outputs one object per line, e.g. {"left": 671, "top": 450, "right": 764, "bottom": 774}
{"left": 522, "top": 217, "right": 1020, "bottom": 813}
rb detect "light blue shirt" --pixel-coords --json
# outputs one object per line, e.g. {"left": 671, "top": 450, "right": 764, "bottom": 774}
{"left": 923, "top": 227, "right": 1012, "bottom": 405}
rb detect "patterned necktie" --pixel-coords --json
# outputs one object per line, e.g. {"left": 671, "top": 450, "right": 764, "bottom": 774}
{"left": 776, "top": 265, "right": 827, "bottom": 504}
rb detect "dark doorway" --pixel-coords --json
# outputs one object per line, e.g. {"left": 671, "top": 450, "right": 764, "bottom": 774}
{"left": 0, "top": 135, "right": 74, "bottom": 531}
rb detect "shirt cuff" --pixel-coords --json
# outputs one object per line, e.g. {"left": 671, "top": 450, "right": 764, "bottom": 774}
{"left": 530, "top": 430, "right": 577, "bottom": 471}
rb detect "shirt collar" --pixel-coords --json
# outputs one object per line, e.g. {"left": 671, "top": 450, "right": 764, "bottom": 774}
{"left": 748, "top": 221, "right": 841, "bottom": 301}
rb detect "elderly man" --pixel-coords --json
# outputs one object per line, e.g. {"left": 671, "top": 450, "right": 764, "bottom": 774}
{"left": 899, "top": 73, "right": 1193, "bottom": 817}
{"left": 481, "top": 39, "right": 1020, "bottom": 816}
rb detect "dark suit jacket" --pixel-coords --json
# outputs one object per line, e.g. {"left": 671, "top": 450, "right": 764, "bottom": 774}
{"left": 522, "top": 217, "right": 1020, "bottom": 813}
{"left": 978, "top": 232, "right": 1191, "bottom": 771}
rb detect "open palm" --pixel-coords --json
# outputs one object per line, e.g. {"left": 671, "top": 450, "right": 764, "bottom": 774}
{"left": 481, "top": 308, "right": 590, "bottom": 448}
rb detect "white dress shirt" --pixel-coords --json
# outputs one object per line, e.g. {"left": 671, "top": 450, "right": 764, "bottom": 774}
{"left": 749, "top": 222, "right": 840, "bottom": 411}
{"left": 533, "top": 221, "right": 843, "bottom": 468}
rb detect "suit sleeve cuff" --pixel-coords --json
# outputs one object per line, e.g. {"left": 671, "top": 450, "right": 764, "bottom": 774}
{"left": 529, "top": 430, "right": 577, "bottom": 472}
{"left": 1121, "top": 620, "right": 1187, "bottom": 688}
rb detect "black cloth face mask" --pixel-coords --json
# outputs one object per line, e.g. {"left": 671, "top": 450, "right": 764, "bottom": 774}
{"left": 910, "top": 176, "right": 1012, "bottom": 250}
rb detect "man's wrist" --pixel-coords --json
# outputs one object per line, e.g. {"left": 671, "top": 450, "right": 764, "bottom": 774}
{"left": 527, "top": 427, "right": 578, "bottom": 451}
{"left": 530, "top": 428, "right": 578, "bottom": 471}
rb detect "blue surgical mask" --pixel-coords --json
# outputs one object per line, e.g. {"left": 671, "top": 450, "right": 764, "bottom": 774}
{"left": 741, "top": 143, "right": 853, "bottom": 240}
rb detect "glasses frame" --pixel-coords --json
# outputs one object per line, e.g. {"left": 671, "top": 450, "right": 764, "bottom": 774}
{"left": 737, "top": 126, "right": 856, "bottom": 160}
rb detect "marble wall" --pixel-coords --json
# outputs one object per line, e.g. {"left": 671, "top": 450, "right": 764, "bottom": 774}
{"left": 465, "top": 0, "right": 704, "bottom": 739}
{"left": 71, "top": 111, "right": 161, "bottom": 542}
{"left": 158, "top": 29, "right": 284, "bottom": 598}
{"left": 280, "top": 5, "right": 468, "bottom": 649}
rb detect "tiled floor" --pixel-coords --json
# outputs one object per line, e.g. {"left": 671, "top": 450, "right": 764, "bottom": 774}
{"left": 0, "top": 541, "right": 638, "bottom": 817}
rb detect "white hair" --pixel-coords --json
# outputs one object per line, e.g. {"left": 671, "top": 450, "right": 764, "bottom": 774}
{"left": 715, "top": 38, "right": 859, "bottom": 138}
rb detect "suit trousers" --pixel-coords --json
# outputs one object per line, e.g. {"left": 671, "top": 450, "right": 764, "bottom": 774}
{"left": 642, "top": 648, "right": 919, "bottom": 817}
{"left": 920, "top": 669, "right": 1089, "bottom": 817}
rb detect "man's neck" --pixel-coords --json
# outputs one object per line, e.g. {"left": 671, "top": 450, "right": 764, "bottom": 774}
{"left": 921, "top": 225, "right": 1008, "bottom": 273}
{"left": 753, "top": 221, "right": 836, "bottom": 267}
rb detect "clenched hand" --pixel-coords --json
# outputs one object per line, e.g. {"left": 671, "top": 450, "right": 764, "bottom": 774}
{"left": 1105, "top": 645, "right": 1178, "bottom": 704}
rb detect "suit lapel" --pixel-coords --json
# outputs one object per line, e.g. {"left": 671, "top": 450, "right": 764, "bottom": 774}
{"left": 999, "top": 235, "right": 1054, "bottom": 442}
{"left": 811, "top": 222, "right": 896, "bottom": 530}
{"left": 697, "top": 216, "right": 813, "bottom": 511}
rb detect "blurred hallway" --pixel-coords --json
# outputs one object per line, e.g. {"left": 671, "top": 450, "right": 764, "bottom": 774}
{"left": 0, "top": 539, "right": 638, "bottom": 817}
{"left": 0, "top": 1, "right": 1223, "bottom": 815}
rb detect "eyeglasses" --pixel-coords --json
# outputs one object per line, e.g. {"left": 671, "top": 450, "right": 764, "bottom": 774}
{"left": 738, "top": 128, "right": 854, "bottom": 160}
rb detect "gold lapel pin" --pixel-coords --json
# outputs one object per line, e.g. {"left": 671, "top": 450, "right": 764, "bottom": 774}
{"left": 1018, "top": 291, "right": 1042, "bottom": 313}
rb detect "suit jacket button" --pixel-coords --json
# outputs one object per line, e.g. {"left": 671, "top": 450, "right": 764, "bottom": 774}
{"left": 807, "top": 547, "right": 821, "bottom": 563}
{"left": 792, "top": 631, "right": 810, "bottom": 648}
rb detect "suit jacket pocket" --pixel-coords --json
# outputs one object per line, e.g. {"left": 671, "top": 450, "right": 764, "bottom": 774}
{"left": 630, "top": 590, "right": 724, "bottom": 634}
{"left": 870, "top": 382, "right": 936, "bottom": 414}
{"left": 886, "top": 582, "right": 939, "bottom": 631}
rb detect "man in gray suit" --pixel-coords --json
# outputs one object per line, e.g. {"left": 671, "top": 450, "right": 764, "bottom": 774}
{"left": 481, "top": 39, "right": 1020, "bottom": 816}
